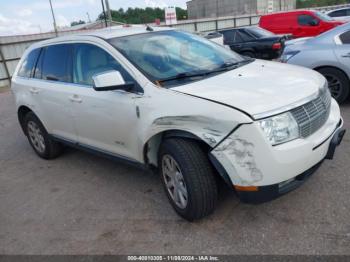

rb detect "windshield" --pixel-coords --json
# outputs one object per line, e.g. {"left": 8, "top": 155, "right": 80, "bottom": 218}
{"left": 247, "top": 26, "right": 275, "bottom": 38}
{"left": 315, "top": 11, "right": 333, "bottom": 22}
{"left": 108, "top": 30, "right": 247, "bottom": 86}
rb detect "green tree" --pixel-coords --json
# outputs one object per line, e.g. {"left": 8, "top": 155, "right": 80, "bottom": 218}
{"left": 296, "top": 0, "right": 349, "bottom": 8}
{"left": 98, "top": 7, "right": 187, "bottom": 24}
{"left": 71, "top": 20, "right": 86, "bottom": 27}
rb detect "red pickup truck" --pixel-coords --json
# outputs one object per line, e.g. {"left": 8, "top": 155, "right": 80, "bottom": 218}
{"left": 259, "top": 10, "right": 344, "bottom": 38}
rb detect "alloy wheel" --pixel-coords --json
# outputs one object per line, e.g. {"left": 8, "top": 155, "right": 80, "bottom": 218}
{"left": 325, "top": 74, "right": 343, "bottom": 100}
{"left": 162, "top": 154, "right": 188, "bottom": 209}
{"left": 27, "top": 121, "right": 46, "bottom": 154}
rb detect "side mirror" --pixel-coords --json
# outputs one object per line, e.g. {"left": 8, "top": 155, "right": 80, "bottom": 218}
{"left": 309, "top": 20, "right": 319, "bottom": 26}
{"left": 92, "top": 70, "right": 134, "bottom": 92}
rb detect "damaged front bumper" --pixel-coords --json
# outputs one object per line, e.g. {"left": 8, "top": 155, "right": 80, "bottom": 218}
{"left": 209, "top": 99, "right": 345, "bottom": 203}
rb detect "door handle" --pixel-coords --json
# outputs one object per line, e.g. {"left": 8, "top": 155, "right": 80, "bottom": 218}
{"left": 69, "top": 95, "right": 82, "bottom": 103}
{"left": 342, "top": 53, "right": 350, "bottom": 58}
{"left": 29, "top": 88, "right": 39, "bottom": 94}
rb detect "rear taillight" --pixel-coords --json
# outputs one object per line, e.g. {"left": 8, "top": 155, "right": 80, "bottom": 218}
{"left": 272, "top": 42, "right": 282, "bottom": 50}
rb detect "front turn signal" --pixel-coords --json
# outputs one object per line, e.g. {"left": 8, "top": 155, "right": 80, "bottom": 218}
{"left": 234, "top": 185, "right": 259, "bottom": 192}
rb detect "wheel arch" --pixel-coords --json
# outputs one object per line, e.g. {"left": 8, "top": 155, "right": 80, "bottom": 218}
{"left": 17, "top": 105, "right": 34, "bottom": 134}
{"left": 143, "top": 129, "right": 234, "bottom": 187}
{"left": 143, "top": 129, "right": 208, "bottom": 167}
{"left": 314, "top": 65, "right": 350, "bottom": 80}
{"left": 240, "top": 48, "right": 255, "bottom": 55}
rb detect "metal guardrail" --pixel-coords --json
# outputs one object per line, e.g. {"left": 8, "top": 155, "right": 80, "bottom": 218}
{"left": 312, "top": 3, "right": 350, "bottom": 11}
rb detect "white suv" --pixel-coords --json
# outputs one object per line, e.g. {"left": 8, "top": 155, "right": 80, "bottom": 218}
{"left": 12, "top": 26, "right": 345, "bottom": 221}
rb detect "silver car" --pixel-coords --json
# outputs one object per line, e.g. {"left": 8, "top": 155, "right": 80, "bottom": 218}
{"left": 281, "top": 22, "right": 350, "bottom": 103}
{"left": 326, "top": 7, "right": 350, "bottom": 22}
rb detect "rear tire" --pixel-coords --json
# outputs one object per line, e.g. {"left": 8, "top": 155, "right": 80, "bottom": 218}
{"left": 241, "top": 51, "right": 255, "bottom": 58}
{"left": 24, "top": 112, "right": 63, "bottom": 159}
{"left": 317, "top": 67, "right": 349, "bottom": 104}
{"left": 159, "top": 138, "right": 218, "bottom": 221}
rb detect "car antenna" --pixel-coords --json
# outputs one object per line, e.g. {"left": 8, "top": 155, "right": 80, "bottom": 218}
{"left": 146, "top": 25, "right": 154, "bottom": 32}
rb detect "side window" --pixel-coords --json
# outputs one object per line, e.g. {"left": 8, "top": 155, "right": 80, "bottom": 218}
{"left": 222, "top": 30, "right": 235, "bottom": 43}
{"left": 17, "top": 48, "right": 41, "bottom": 78}
{"left": 234, "top": 31, "right": 243, "bottom": 43}
{"left": 298, "top": 15, "right": 319, "bottom": 26}
{"left": 73, "top": 43, "right": 133, "bottom": 86}
{"left": 238, "top": 31, "right": 254, "bottom": 42}
{"left": 33, "top": 48, "right": 44, "bottom": 79}
{"left": 41, "top": 44, "right": 72, "bottom": 82}
{"left": 329, "top": 10, "right": 347, "bottom": 17}
{"left": 339, "top": 31, "right": 350, "bottom": 44}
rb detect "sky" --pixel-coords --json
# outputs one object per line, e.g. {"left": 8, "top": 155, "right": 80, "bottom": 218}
{"left": 0, "top": 0, "right": 188, "bottom": 36}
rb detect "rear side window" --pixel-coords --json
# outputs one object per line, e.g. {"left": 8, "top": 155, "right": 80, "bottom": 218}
{"left": 340, "top": 31, "right": 350, "bottom": 44}
{"left": 238, "top": 30, "right": 254, "bottom": 41}
{"left": 329, "top": 9, "right": 347, "bottom": 17}
{"left": 298, "top": 15, "right": 319, "bottom": 26}
{"left": 17, "top": 48, "right": 41, "bottom": 78}
{"left": 41, "top": 44, "right": 72, "bottom": 82}
{"left": 221, "top": 30, "right": 235, "bottom": 43}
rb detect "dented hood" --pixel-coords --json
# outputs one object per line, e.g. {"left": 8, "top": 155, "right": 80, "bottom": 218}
{"left": 172, "top": 60, "right": 325, "bottom": 119}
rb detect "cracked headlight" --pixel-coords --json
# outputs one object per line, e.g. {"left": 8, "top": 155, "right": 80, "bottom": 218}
{"left": 258, "top": 112, "right": 299, "bottom": 145}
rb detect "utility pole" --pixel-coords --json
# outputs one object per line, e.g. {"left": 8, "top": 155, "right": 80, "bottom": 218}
{"left": 105, "top": 0, "right": 113, "bottom": 26}
{"left": 101, "top": 0, "right": 108, "bottom": 27}
{"left": 49, "top": 0, "right": 58, "bottom": 36}
{"left": 86, "top": 12, "right": 91, "bottom": 23}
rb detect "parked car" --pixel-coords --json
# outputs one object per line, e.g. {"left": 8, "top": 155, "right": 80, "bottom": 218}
{"left": 219, "top": 26, "right": 287, "bottom": 59}
{"left": 12, "top": 26, "right": 345, "bottom": 221}
{"left": 326, "top": 7, "right": 350, "bottom": 22}
{"left": 260, "top": 10, "right": 344, "bottom": 38}
{"left": 203, "top": 31, "right": 225, "bottom": 46}
{"left": 281, "top": 22, "right": 350, "bottom": 103}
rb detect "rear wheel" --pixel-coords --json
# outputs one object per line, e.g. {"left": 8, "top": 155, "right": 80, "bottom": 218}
{"left": 241, "top": 51, "right": 255, "bottom": 58}
{"left": 24, "top": 112, "right": 63, "bottom": 159}
{"left": 159, "top": 138, "right": 218, "bottom": 221}
{"left": 318, "top": 67, "right": 349, "bottom": 104}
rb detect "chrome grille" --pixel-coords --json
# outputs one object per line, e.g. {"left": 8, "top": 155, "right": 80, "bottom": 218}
{"left": 291, "top": 88, "right": 332, "bottom": 138}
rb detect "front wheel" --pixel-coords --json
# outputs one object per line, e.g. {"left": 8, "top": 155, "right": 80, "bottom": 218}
{"left": 159, "top": 138, "right": 218, "bottom": 221}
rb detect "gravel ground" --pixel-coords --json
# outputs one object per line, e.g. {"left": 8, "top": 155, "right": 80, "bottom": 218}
{"left": 0, "top": 90, "right": 349, "bottom": 255}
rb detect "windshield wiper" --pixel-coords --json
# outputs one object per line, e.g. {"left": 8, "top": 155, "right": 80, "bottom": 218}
{"left": 206, "top": 58, "right": 253, "bottom": 74}
{"left": 156, "top": 59, "right": 254, "bottom": 85}
{"left": 157, "top": 71, "right": 210, "bottom": 84}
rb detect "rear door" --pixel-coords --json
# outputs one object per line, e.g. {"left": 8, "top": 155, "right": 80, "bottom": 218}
{"left": 15, "top": 47, "right": 42, "bottom": 108}
{"left": 334, "top": 30, "right": 350, "bottom": 69}
{"left": 30, "top": 44, "right": 77, "bottom": 141}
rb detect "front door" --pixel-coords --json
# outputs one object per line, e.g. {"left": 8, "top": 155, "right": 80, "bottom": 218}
{"left": 69, "top": 43, "right": 141, "bottom": 160}
{"left": 296, "top": 14, "right": 320, "bottom": 37}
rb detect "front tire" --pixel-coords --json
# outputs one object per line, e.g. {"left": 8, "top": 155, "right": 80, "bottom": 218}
{"left": 318, "top": 67, "right": 349, "bottom": 104}
{"left": 24, "top": 112, "right": 63, "bottom": 159}
{"left": 159, "top": 138, "right": 218, "bottom": 221}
